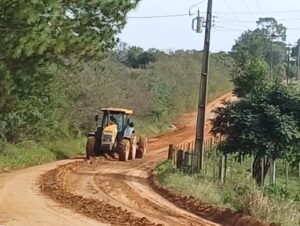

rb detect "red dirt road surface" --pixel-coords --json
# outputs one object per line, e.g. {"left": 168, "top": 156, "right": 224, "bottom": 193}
{"left": 0, "top": 93, "right": 266, "bottom": 226}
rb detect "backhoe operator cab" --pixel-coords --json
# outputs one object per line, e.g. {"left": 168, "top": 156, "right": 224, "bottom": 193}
{"left": 86, "top": 108, "right": 147, "bottom": 161}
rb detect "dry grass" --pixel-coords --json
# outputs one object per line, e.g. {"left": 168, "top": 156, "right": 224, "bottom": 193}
{"left": 156, "top": 161, "right": 300, "bottom": 226}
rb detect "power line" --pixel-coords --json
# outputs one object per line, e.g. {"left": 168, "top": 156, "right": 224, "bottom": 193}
{"left": 213, "top": 29, "right": 246, "bottom": 32}
{"left": 223, "top": 0, "right": 242, "bottom": 22}
{"left": 127, "top": 13, "right": 195, "bottom": 19}
{"left": 255, "top": 0, "right": 264, "bottom": 17}
{"left": 189, "top": 0, "right": 207, "bottom": 14}
{"left": 215, "top": 9, "right": 300, "bottom": 15}
{"left": 218, "top": 16, "right": 300, "bottom": 22}
{"left": 214, "top": 20, "right": 300, "bottom": 33}
{"left": 241, "top": 0, "right": 256, "bottom": 21}
{"left": 127, "top": 9, "right": 300, "bottom": 19}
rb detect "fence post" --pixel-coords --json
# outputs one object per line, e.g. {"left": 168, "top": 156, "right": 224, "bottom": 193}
{"left": 250, "top": 157, "right": 253, "bottom": 178}
{"left": 298, "top": 162, "right": 300, "bottom": 189}
{"left": 173, "top": 146, "right": 177, "bottom": 168}
{"left": 168, "top": 144, "right": 174, "bottom": 160}
{"left": 219, "top": 155, "right": 225, "bottom": 183}
{"left": 213, "top": 148, "right": 217, "bottom": 179}
{"left": 224, "top": 154, "right": 227, "bottom": 183}
{"left": 187, "top": 142, "right": 191, "bottom": 152}
{"left": 260, "top": 158, "right": 264, "bottom": 187}
{"left": 285, "top": 161, "right": 289, "bottom": 187}
{"left": 269, "top": 160, "right": 276, "bottom": 186}
{"left": 177, "top": 150, "right": 184, "bottom": 169}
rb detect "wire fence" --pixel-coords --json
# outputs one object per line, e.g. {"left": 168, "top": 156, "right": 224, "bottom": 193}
{"left": 168, "top": 138, "right": 300, "bottom": 190}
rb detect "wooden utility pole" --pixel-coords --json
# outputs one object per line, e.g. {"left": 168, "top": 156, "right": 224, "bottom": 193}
{"left": 269, "top": 34, "right": 279, "bottom": 79}
{"left": 270, "top": 38, "right": 274, "bottom": 79}
{"left": 297, "top": 39, "right": 300, "bottom": 81}
{"left": 287, "top": 47, "right": 291, "bottom": 85}
{"left": 195, "top": 0, "right": 213, "bottom": 171}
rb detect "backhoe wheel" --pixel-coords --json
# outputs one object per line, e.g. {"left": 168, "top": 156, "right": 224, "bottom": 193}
{"left": 136, "top": 136, "right": 148, "bottom": 159}
{"left": 129, "top": 137, "right": 137, "bottom": 160}
{"left": 86, "top": 136, "right": 96, "bottom": 159}
{"left": 119, "top": 139, "right": 130, "bottom": 161}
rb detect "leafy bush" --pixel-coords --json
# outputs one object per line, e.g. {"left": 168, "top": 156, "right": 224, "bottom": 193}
{"left": 264, "top": 185, "right": 300, "bottom": 202}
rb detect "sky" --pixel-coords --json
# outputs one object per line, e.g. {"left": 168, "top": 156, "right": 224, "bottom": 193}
{"left": 119, "top": 0, "right": 300, "bottom": 52}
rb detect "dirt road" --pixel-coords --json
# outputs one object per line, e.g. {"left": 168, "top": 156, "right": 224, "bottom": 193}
{"left": 0, "top": 93, "right": 233, "bottom": 226}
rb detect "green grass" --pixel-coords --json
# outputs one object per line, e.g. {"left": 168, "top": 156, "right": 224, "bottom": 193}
{"left": 155, "top": 160, "right": 300, "bottom": 226}
{"left": 0, "top": 139, "right": 85, "bottom": 172}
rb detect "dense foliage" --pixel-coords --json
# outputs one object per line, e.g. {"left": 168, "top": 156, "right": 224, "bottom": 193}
{"left": 64, "top": 49, "right": 233, "bottom": 136}
{"left": 230, "top": 18, "right": 291, "bottom": 98}
{"left": 211, "top": 17, "right": 300, "bottom": 185}
{"left": 0, "top": 0, "right": 139, "bottom": 142}
{"left": 211, "top": 82, "right": 300, "bottom": 184}
{"left": 0, "top": 1, "right": 233, "bottom": 144}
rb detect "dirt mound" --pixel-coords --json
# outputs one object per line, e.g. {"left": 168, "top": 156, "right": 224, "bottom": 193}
{"left": 150, "top": 173, "right": 274, "bottom": 226}
{"left": 40, "top": 160, "right": 162, "bottom": 226}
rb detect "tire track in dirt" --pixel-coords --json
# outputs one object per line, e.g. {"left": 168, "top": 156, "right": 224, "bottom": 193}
{"left": 40, "top": 160, "right": 162, "bottom": 226}
{"left": 1, "top": 92, "right": 256, "bottom": 226}
{"left": 39, "top": 93, "right": 235, "bottom": 226}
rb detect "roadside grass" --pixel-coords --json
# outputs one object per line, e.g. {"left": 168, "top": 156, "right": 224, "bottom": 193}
{"left": 0, "top": 139, "right": 85, "bottom": 172}
{"left": 155, "top": 160, "right": 300, "bottom": 226}
{"left": 0, "top": 86, "right": 230, "bottom": 172}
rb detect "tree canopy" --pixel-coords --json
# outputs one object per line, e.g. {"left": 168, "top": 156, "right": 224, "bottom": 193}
{"left": 211, "top": 82, "right": 300, "bottom": 184}
{"left": 0, "top": 0, "right": 139, "bottom": 142}
{"left": 211, "top": 17, "right": 300, "bottom": 185}
{"left": 230, "top": 17, "right": 290, "bottom": 98}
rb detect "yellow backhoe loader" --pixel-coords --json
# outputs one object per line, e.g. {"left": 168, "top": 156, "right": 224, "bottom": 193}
{"left": 86, "top": 108, "right": 147, "bottom": 161}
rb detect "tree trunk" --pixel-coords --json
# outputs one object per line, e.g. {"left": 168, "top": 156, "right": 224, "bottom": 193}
{"left": 252, "top": 156, "right": 271, "bottom": 186}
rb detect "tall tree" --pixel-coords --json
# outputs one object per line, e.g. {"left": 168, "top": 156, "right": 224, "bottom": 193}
{"left": 256, "top": 17, "right": 287, "bottom": 41}
{"left": 230, "top": 18, "right": 288, "bottom": 97}
{"left": 0, "top": 0, "right": 139, "bottom": 142}
{"left": 211, "top": 82, "right": 300, "bottom": 185}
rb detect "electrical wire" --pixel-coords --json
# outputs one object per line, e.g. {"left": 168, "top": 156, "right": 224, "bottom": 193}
{"left": 127, "top": 13, "right": 195, "bottom": 19}
{"left": 189, "top": 0, "right": 207, "bottom": 13}
{"left": 241, "top": 0, "right": 256, "bottom": 21}
{"left": 127, "top": 10, "right": 300, "bottom": 20}
{"left": 255, "top": 0, "right": 264, "bottom": 17}
{"left": 223, "top": 0, "right": 242, "bottom": 22}
{"left": 216, "top": 16, "right": 300, "bottom": 23}
{"left": 215, "top": 9, "right": 300, "bottom": 15}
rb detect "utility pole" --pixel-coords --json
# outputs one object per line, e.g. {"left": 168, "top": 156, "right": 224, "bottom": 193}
{"left": 270, "top": 38, "right": 274, "bottom": 79}
{"left": 287, "top": 47, "right": 291, "bottom": 85}
{"left": 195, "top": 0, "right": 213, "bottom": 171}
{"left": 297, "top": 39, "right": 300, "bottom": 81}
{"left": 269, "top": 34, "right": 278, "bottom": 79}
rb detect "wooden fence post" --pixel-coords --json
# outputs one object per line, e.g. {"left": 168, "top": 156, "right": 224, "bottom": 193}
{"left": 298, "top": 162, "right": 300, "bottom": 189}
{"left": 177, "top": 150, "right": 184, "bottom": 169}
{"left": 173, "top": 146, "right": 177, "bottom": 168}
{"left": 168, "top": 144, "right": 174, "bottom": 160}
{"left": 187, "top": 142, "right": 191, "bottom": 152}
{"left": 213, "top": 148, "right": 217, "bottom": 179}
{"left": 285, "top": 161, "right": 289, "bottom": 187}
{"left": 224, "top": 154, "right": 227, "bottom": 183}
{"left": 260, "top": 158, "right": 264, "bottom": 187}
{"left": 250, "top": 158, "right": 253, "bottom": 178}
{"left": 219, "top": 155, "right": 225, "bottom": 183}
{"left": 269, "top": 160, "right": 276, "bottom": 186}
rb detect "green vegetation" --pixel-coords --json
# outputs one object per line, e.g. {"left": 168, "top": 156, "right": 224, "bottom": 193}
{"left": 156, "top": 17, "right": 300, "bottom": 226}
{"left": 0, "top": 49, "right": 232, "bottom": 170}
{"left": 211, "top": 82, "right": 300, "bottom": 185}
{"left": 211, "top": 18, "right": 300, "bottom": 186}
{"left": 156, "top": 161, "right": 300, "bottom": 226}
{"left": 0, "top": 139, "right": 85, "bottom": 172}
{"left": 0, "top": 2, "right": 232, "bottom": 170}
